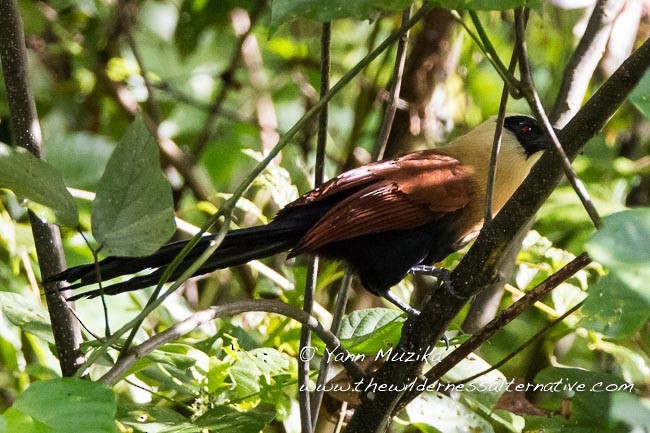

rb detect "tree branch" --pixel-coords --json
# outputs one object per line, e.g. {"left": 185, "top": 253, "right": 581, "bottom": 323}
{"left": 0, "top": 0, "right": 83, "bottom": 376}
{"left": 550, "top": 0, "right": 627, "bottom": 127}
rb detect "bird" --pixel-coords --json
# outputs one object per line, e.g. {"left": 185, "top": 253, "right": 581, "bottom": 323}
{"left": 48, "top": 115, "right": 547, "bottom": 315}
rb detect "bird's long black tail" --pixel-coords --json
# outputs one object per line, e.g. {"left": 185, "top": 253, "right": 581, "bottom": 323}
{"left": 48, "top": 221, "right": 305, "bottom": 300}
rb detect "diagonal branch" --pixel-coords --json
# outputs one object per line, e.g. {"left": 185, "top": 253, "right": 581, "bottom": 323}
{"left": 551, "top": 0, "right": 627, "bottom": 127}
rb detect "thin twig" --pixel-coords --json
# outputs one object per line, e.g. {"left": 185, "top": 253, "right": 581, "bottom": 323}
{"left": 300, "top": 255, "right": 317, "bottom": 433}
{"left": 453, "top": 10, "right": 520, "bottom": 98}
{"left": 193, "top": 2, "right": 264, "bottom": 157}
{"left": 311, "top": 269, "right": 352, "bottom": 425}
{"left": 373, "top": 6, "right": 412, "bottom": 161}
{"left": 301, "top": 21, "right": 332, "bottom": 432}
{"left": 484, "top": 50, "right": 518, "bottom": 225}
{"left": 514, "top": 8, "right": 602, "bottom": 229}
{"left": 238, "top": 7, "right": 280, "bottom": 156}
{"left": 78, "top": 230, "right": 110, "bottom": 336}
{"left": 100, "top": 300, "right": 365, "bottom": 386}
{"left": 125, "top": 378, "right": 192, "bottom": 408}
{"left": 334, "top": 401, "right": 348, "bottom": 433}
{"left": 453, "top": 300, "right": 584, "bottom": 385}
{"left": 122, "top": 11, "right": 162, "bottom": 123}
{"left": 151, "top": 81, "right": 257, "bottom": 125}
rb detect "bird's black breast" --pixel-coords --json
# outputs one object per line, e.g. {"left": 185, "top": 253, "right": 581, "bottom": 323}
{"left": 315, "top": 212, "right": 463, "bottom": 296}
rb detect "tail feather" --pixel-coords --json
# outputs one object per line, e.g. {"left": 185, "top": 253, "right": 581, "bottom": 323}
{"left": 53, "top": 222, "right": 304, "bottom": 299}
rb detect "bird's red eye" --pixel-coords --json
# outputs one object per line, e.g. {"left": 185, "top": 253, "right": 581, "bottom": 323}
{"left": 520, "top": 124, "right": 532, "bottom": 135}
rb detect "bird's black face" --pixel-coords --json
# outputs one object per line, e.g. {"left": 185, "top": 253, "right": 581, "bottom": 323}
{"left": 503, "top": 115, "right": 547, "bottom": 158}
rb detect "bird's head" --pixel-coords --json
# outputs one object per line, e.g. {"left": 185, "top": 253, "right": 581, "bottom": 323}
{"left": 503, "top": 115, "right": 548, "bottom": 158}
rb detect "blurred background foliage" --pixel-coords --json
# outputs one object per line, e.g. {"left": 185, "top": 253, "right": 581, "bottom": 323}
{"left": 0, "top": 0, "right": 649, "bottom": 432}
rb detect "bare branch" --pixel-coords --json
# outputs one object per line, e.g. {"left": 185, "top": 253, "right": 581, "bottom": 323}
{"left": 454, "top": 300, "right": 584, "bottom": 386}
{"left": 194, "top": 2, "right": 264, "bottom": 157}
{"left": 372, "top": 6, "right": 413, "bottom": 161}
{"left": 306, "top": 21, "right": 332, "bottom": 430}
{"left": 0, "top": 0, "right": 83, "bottom": 376}
{"left": 551, "top": 0, "right": 627, "bottom": 127}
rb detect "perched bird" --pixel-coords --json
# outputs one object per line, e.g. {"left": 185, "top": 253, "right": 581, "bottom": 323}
{"left": 49, "top": 115, "right": 546, "bottom": 314}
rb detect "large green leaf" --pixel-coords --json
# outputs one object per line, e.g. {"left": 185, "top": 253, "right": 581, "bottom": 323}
{"left": 9, "top": 378, "right": 117, "bottom": 433}
{"left": 0, "top": 142, "right": 78, "bottom": 227}
{"left": 338, "top": 308, "right": 406, "bottom": 354}
{"left": 586, "top": 208, "right": 650, "bottom": 296}
{"left": 92, "top": 118, "right": 176, "bottom": 256}
{"left": 270, "top": 0, "right": 541, "bottom": 31}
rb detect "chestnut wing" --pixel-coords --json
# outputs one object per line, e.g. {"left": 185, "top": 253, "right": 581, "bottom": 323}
{"left": 290, "top": 152, "right": 472, "bottom": 255}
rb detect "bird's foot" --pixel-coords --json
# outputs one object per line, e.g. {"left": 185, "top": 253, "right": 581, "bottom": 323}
{"left": 382, "top": 290, "right": 421, "bottom": 317}
{"left": 408, "top": 265, "right": 466, "bottom": 300}
{"left": 440, "top": 333, "right": 450, "bottom": 350}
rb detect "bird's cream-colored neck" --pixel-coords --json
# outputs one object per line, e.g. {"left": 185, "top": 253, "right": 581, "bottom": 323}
{"left": 440, "top": 118, "right": 542, "bottom": 217}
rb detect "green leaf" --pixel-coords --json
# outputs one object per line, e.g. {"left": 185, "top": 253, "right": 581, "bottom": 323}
{"left": 0, "top": 142, "right": 78, "bottom": 227}
{"left": 582, "top": 274, "right": 650, "bottom": 338}
{"left": 10, "top": 378, "right": 117, "bottom": 433}
{"left": 0, "top": 292, "right": 54, "bottom": 344}
{"left": 630, "top": 70, "right": 650, "bottom": 118}
{"left": 583, "top": 209, "right": 650, "bottom": 337}
{"left": 523, "top": 414, "right": 601, "bottom": 433}
{"left": 194, "top": 406, "right": 275, "bottom": 433}
{"left": 431, "top": 0, "right": 541, "bottom": 11}
{"left": 92, "top": 118, "right": 176, "bottom": 256}
{"left": 229, "top": 356, "right": 262, "bottom": 404}
{"left": 585, "top": 208, "right": 650, "bottom": 300}
{"left": 338, "top": 308, "right": 406, "bottom": 354}
{"left": 246, "top": 348, "right": 292, "bottom": 375}
{"left": 270, "top": 0, "right": 411, "bottom": 31}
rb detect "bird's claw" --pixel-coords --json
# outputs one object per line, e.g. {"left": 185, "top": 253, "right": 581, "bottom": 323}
{"left": 409, "top": 265, "right": 466, "bottom": 300}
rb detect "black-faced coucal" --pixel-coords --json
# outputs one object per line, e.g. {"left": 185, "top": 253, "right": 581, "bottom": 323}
{"left": 49, "top": 115, "right": 547, "bottom": 314}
